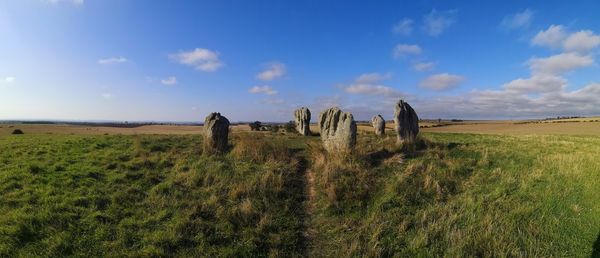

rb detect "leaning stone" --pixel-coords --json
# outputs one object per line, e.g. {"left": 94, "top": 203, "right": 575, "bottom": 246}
{"left": 203, "top": 112, "right": 230, "bottom": 154}
{"left": 294, "top": 107, "right": 311, "bottom": 136}
{"left": 393, "top": 100, "right": 419, "bottom": 144}
{"left": 371, "top": 114, "right": 385, "bottom": 136}
{"left": 318, "top": 107, "right": 356, "bottom": 152}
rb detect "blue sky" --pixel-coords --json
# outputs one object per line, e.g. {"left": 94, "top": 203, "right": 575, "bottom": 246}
{"left": 1, "top": 0, "right": 600, "bottom": 122}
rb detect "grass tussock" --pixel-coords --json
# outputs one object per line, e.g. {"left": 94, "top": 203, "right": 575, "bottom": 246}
{"left": 307, "top": 133, "right": 600, "bottom": 257}
{"left": 231, "top": 133, "right": 294, "bottom": 164}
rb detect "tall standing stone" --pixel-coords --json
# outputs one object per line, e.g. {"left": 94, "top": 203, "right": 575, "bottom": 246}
{"left": 318, "top": 107, "right": 357, "bottom": 152}
{"left": 371, "top": 114, "right": 385, "bottom": 136}
{"left": 203, "top": 112, "right": 230, "bottom": 154}
{"left": 394, "top": 100, "right": 419, "bottom": 144}
{"left": 294, "top": 107, "right": 311, "bottom": 136}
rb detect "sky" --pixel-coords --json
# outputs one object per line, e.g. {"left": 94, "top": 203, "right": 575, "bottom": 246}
{"left": 1, "top": 0, "right": 600, "bottom": 122}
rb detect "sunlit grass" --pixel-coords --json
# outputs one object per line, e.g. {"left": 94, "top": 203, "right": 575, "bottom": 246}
{"left": 0, "top": 132, "right": 598, "bottom": 257}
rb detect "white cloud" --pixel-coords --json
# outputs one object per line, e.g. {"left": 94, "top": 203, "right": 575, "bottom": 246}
{"left": 413, "top": 62, "right": 436, "bottom": 72}
{"left": 528, "top": 52, "right": 593, "bottom": 75}
{"left": 420, "top": 73, "right": 464, "bottom": 90}
{"left": 393, "top": 18, "right": 413, "bottom": 36}
{"left": 563, "top": 30, "right": 600, "bottom": 53}
{"left": 249, "top": 85, "right": 278, "bottom": 95}
{"left": 355, "top": 73, "right": 392, "bottom": 84}
{"left": 161, "top": 76, "right": 177, "bottom": 85}
{"left": 422, "top": 9, "right": 456, "bottom": 36}
{"left": 169, "top": 48, "right": 223, "bottom": 72}
{"left": 503, "top": 74, "right": 566, "bottom": 93}
{"left": 345, "top": 84, "right": 401, "bottom": 96}
{"left": 393, "top": 44, "right": 421, "bottom": 58}
{"left": 256, "top": 62, "right": 286, "bottom": 81}
{"left": 43, "top": 0, "right": 83, "bottom": 5}
{"left": 500, "top": 9, "right": 534, "bottom": 29}
{"left": 98, "top": 57, "right": 127, "bottom": 65}
{"left": 342, "top": 73, "right": 402, "bottom": 97}
{"left": 101, "top": 93, "right": 112, "bottom": 99}
{"left": 531, "top": 25, "right": 566, "bottom": 48}
{"left": 5, "top": 77, "right": 16, "bottom": 83}
{"left": 532, "top": 25, "right": 600, "bottom": 53}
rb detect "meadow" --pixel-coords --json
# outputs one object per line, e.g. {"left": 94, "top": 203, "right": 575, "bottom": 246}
{"left": 0, "top": 123, "right": 599, "bottom": 257}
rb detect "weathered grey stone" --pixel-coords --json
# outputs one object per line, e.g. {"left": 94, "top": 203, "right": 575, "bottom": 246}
{"left": 294, "top": 107, "right": 311, "bottom": 136}
{"left": 318, "top": 107, "right": 356, "bottom": 152}
{"left": 371, "top": 114, "right": 385, "bottom": 136}
{"left": 393, "top": 100, "right": 419, "bottom": 144}
{"left": 203, "top": 112, "right": 230, "bottom": 154}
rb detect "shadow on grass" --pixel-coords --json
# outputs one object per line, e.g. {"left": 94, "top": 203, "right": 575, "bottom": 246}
{"left": 593, "top": 232, "right": 600, "bottom": 258}
{"left": 366, "top": 138, "right": 464, "bottom": 165}
{"left": 366, "top": 149, "right": 395, "bottom": 166}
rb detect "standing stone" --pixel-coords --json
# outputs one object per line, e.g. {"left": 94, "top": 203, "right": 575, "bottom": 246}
{"left": 294, "top": 107, "right": 311, "bottom": 136}
{"left": 318, "top": 107, "right": 357, "bottom": 152}
{"left": 394, "top": 100, "right": 419, "bottom": 144}
{"left": 203, "top": 112, "right": 230, "bottom": 154}
{"left": 371, "top": 114, "right": 385, "bottom": 136}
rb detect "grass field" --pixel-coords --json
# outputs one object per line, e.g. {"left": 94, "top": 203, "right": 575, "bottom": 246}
{"left": 1, "top": 123, "right": 599, "bottom": 257}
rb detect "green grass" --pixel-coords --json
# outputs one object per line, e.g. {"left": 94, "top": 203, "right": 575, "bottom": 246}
{"left": 308, "top": 133, "right": 600, "bottom": 257}
{"left": 0, "top": 134, "right": 307, "bottom": 257}
{"left": 0, "top": 132, "right": 599, "bottom": 257}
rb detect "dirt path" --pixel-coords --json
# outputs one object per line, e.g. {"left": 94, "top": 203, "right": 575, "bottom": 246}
{"left": 298, "top": 156, "right": 317, "bottom": 257}
{"left": 305, "top": 168, "right": 316, "bottom": 213}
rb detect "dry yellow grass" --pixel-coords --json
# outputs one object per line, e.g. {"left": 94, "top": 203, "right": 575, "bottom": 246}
{"left": 540, "top": 116, "right": 600, "bottom": 123}
{"left": 422, "top": 120, "right": 600, "bottom": 135}
{"left": 0, "top": 124, "right": 251, "bottom": 135}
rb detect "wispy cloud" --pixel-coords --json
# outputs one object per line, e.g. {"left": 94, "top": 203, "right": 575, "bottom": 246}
{"left": 393, "top": 18, "right": 413, "bottom": 36}
{"left": 392, "top": 44, "right": 421, "bottom": 59}
{"left": 413, "top": 61, "right": 436, "bottom": 72}
{"left": 355, "top": 73, "right": 392, "bottom": 84}
{"left": 503, "top": 74, "right": 565, "bottom": 93}
{"left": 98, "top": 57, "right": 127, "bottom": 65}
{"left": 500, "top": 9, "right": 534, "bottom": 30}
{"left": 161, "top": 76, "right": 178, "bottom": 85}
{"left": 342, "top": 73, "right": 402, "bottom": 97}
{"left": 528, "top": 52, "right": 593, "bottom": 75}
{"left": 42, "top": 0, "right": 84, "bottom": 5}
{"left": 256, "top": 62, "right": 286, "bottom": 81}
{"left": 101, "top": 93, "right": 113, "bottom": 99}
{"left": 531, "top": 25, "right": 566, "bottom": 48}
{"left": 422, "top": 9, "right": 456, "bottom": 36}
{"left": 169, "top": 48, "right": 223, "bottom": 72}
{"left": 249, "top": 85, "right": 278, "bottom": 95}
{"left": 420, "top": 73, "right": 464, "bottom": 90}
{"left": 4, "top": 77, "right": 16, "bottom": 83}
{"left": 532, "top": 25, "right": 600, "bottom": 53}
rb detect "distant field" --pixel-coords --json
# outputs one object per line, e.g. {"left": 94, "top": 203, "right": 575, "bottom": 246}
{"left": 540, "top": 116, "right": 600, "bottom": 123}
{"left": 421, "top": 120, "right": 600, "bottom": 135}
{"left": 0, "top": 124, "right": 249, "bottom": 135}
{"left": 1, "top": 128, "right": 599, "bottom": 256}
{"left": 2, "top": 119, "right": 599, "bottom": 136}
